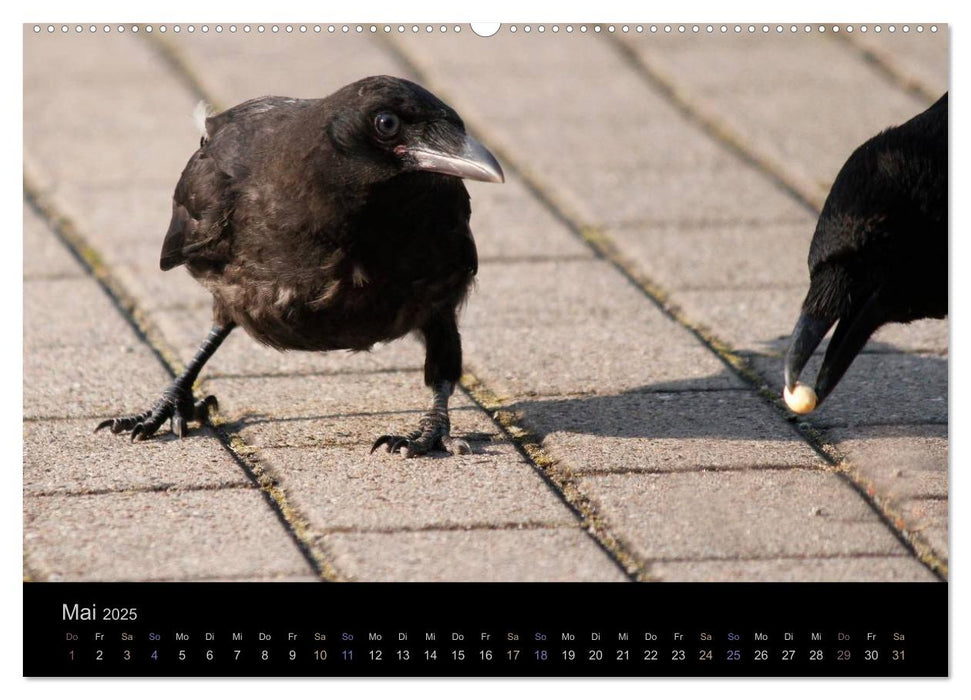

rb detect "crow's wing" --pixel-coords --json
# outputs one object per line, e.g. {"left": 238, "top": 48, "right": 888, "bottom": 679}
{"left": 160, "top": 96, "right": 315, "bottom": 271}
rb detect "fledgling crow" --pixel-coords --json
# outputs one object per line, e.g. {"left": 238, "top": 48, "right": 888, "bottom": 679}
{"left": 784, "top": 93, "right": 947, "bottom": 410}
{"left": 96, "top": 76, "right": 504, "bottom": 457}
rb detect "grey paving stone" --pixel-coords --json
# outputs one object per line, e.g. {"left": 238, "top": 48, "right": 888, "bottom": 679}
{"left": 206, "top": 370, "right": 475, "bottom": 422}
{"left": 322, "top": 528, "right": 628, "bottom": 582}
{"left": 846, "top": 27, "right": 949, "bottom": 97}
{"left": 24, "top": 278, "right": 136, "bottom": 350}
{"left": 113, "top": 262, "right": 214, "bottom": 313}
{"left": 904, "top": 499, "right": 948, "bottom": 560}
{"left": 256, "top": 445, "right": 576, "bottom": 531}
{"left": 579, "top": 469, "right": 905, "bottom": 560}
{"left": 519, "top": 390, "right": 822, "bottom": 472}
{"left": 23, "top": 203, "right": 85, "bottom": 279}
{"left": 163, "top": 32, "right": 402, "bottom": 109}
{"left": 24, "top": 344, "right": 172, "bottom": 419}
{"left": 25, "top": 33, "right": 200, "bottom": 191}
{"left": 606, "top": 219, "right": 813, "bottom": 291}
{"left": 651, "top": 555, "right": 937, "bottom": 582}
{"left": 24, "top": 489, "right": 314, "bottom": 581}
{"left": 24, "top": 419, "right": 249, "bottom": 495}
{"left": 465, "top": 323, "right": 740, "bottom": 400}
{"left": 389, "top": 31, "right": 810, "bottom": 227}
{"left": 232, "top": 405, "right": 501, "bottom": 451}
{"left": 749, "top": 353, "right": 948, "bottom": 427}
{"left": 152, "top": 306, "right": 425, "bottom": 378}
{"left": 618, "top": 31, "right": 939, "bottom": 194}
{"left": 465, "top": 258, "right": 694, "bottom": 328}
{"left": 827, "top": 424, "right": 948, "bottom": 501}
{"left": 676, "top": 289, "right": 948, "bottom": 357}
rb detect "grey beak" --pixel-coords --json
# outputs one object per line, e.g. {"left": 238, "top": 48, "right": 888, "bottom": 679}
{"left": 407, "top": 132, "right": 505, "bottom": 183}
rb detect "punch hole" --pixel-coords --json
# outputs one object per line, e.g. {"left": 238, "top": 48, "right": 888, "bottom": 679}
{"left": 860, "top": 25, "right": 867, "bottom": 32}
{"left": 328, "top": 26, "right": 335, "bottom": 33}
{"left": 691, "top": 26, "right": 698, "bottom": 33}
{"left": 412, "top": 25, "right": 419, "bottom": 33}
{"left": 201, "top": 25, "right": 208, "bottom": 33}
{"left": 636, "top": 25, "right": 643, "bottom": 32}
{"left": 32, "top": 25, "right": 39, "bottom": 32}
{"left": 580, "top": 25, "right": 587, "bottom": 33}
{"left": 524, "top": 26, "right": 531, "bottom": 33}
{"left": 510, "top": 25, "right": 517, "bottom": 33}
{"left": 622, "top": 25, "right": 629, "bottom": 33}
{"left": 117, "top": 25, "right": 125, "bottom": 33}
{"left": 454, "top": 25, "right": 461, "bottom": 32}
{"left": 567, "top": 25, "right": 574, "bottom": 33}
{"left": 845, "top": 25, "right": 853, "bottom": 33}
{"left": 917, "top": 25, "right": 924, "bottom": 32}
{"left": 131, "top": 25, "right": 139, "bottom": 33}
{"left": 61, "top": 25, "right": 68, "bottom": 32}
{"left": 833, "top": 25, "right": 839, "bottom": 33}
{"left": 931, "top": 25, "right": 938, "bottom": 32}
{"left": 706, "top": 25, "right": 713, "bottom": 33}
{"left": 75, "top": 25, "right": 83, "bottom": 32}
{"left": 889, "top": 25, "right": 896, "bottom": 32}
{"left": 286, "top": 25, "right": 294, "bottom": 33}
{"left": 90, "top": 25, "right": 97, "bottom": 32}
{"left": 903, "top": 25, "right": 910, "bottom": 32}
{"left": 272, "top": 25, "right": 280, "bottom": 33}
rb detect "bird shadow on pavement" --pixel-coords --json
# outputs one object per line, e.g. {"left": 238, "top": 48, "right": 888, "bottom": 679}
{"left": 503, "top": 340, "right": 947, "bottom": 442}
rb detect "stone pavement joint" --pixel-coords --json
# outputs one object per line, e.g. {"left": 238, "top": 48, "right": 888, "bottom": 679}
{"left": 23, "top": 172, "right": 342, "bottom": 583}
{"left": 462, "top": 373, "right": 653, "bottom": 582}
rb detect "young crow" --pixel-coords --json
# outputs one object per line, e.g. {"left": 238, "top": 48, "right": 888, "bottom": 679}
{"left": 97, "top": 76, "right": 504, "bottom": 457}
{"left": 784, "top": 93, "right": 947, "bottom": 409}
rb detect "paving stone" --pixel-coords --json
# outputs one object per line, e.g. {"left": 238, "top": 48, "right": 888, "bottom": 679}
{"left": 518, "top": 390, "right": 822, "bottom": 472}
{"left": 899, "top": 498, "right": 948, "bottom": 560}
{"left": 23, "top": 489, "right": 314, "bottom": 581}
{"left": 618, "top": 31, "right": 939, "bottom": 195}
{"left": 651, "top": 555, "right": 937, "bottom": 582}
{"left": 164, "top": 32, "right": 402, "bottom": 108}
{"left": 846, "top": 27, "right": 949, "bottom": 97}
{"left": 232, "top": 405, "right": 501, "bottom": 451}
{"left": 24, "top": 278, "right": 135, "bottom": 350}
{"left": 24, "top": 32, "right": 200, "bottom": 191}
{"left": 749, "top": 353, "right": 948, "bottom": 427}
{"left": 322, "top": 528, "right": 628, "bottom": 582}
{"left": 580, "top": 469, "right": 906, "bottom": 561}
{"left": 23, "top": 419, "right": 248, "bottom": 495}
{"left": 152, "top": 306, "right": 425, "bottom": 378}
{"left": 390, "top": 30, "right": 810, "bottom": 227}
{"left": 676, "top": 288, "right": 949, "bottom": 357}
{"left": 23, "top": 203, "right": 85, "bottom": 279}
{"left": 206, "top": 370, "right": 475, "bottom": 422}
{"left": 257, "top": 445, "right": 576, "bottom": 531}
{"left": 113, "top": 262, "right": 214, "bottom": 313}
{"left": 465, "top": 323, "right": 739, "bottom": 400}
{"left": 606, "top": 219, "right": 813, "bottom": 291}
{"left": 465, "top": 258, "right": 695, "bottom": 328}
{"left": 24, "top": 344, "right": 172, "bottom": 419}
{"left": 827, "top": 424, "right": 947, "bottom": 501}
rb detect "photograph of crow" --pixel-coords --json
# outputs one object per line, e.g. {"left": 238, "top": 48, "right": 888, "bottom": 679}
{"left": 784, "top": 93, "right": 947, "bottom": 411}
{"left": 95, "top": 75, "right": 505, "bottom": 457}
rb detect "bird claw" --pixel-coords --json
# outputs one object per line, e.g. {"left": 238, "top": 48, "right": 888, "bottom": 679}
{"left": 370, "top": 427, "right": 472, "bottom": 458}
{"left": 96, "top": 389, "right": 220, "bottom": 442}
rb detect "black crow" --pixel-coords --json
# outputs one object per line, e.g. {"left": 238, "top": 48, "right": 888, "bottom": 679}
{"left": 784, "top": 93, "right": 947, "bottom": 411}
{"left": 96, "top": 76, "right": 504, "bottom": 457}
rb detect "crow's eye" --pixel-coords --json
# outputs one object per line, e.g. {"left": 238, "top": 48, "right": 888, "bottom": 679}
{"left": 374, "top": 112, "right": 401, "bottom": 138}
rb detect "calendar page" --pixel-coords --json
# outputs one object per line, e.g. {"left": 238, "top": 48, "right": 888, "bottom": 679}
{"left": 22, "top": 18, "right": 948, "bottom": 678}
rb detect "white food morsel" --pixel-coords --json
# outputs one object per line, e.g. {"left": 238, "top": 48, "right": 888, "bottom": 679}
{"left": 784, "top": 383, "right": 818, "bottom": 414}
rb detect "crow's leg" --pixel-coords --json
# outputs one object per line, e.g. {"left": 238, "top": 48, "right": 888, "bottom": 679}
{"left": 96, "top": 323, "right": 234, "bottom": 441}
{"left": 371, "top": 311, "right": 471, "bottom": 458}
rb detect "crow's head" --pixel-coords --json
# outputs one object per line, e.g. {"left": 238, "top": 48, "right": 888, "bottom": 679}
{"left": 784, "top": 96, "right": 947, "bottom": 410}
{"left": 325, "top": 75, "right": 504, "bottom": 185}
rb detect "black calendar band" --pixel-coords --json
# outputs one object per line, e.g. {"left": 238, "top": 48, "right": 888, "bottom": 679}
{"left": 24, "top": 581, "right": 947, "bottom": 677}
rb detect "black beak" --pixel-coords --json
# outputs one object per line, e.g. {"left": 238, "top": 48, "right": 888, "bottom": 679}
{"left": 402, "top": 126, "right": 504, "bottom": 183}
{"left": 784, "top": 291, "right": 885, "bottom": 406}
{"left": 784, "top": 313, "right": 834, "bottom": 393}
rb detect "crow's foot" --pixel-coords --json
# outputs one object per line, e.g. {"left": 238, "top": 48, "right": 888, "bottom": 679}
{"left": 370, "top": 416, "right": 471, "bottom": 458}
{"left": 95, "top": 386, "right": 219, "bottom": 441}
